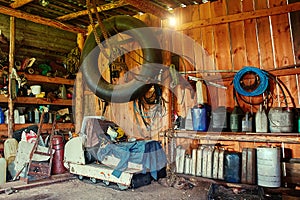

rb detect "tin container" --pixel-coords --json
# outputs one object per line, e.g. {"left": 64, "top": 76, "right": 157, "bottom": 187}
{"left": 224, "top": 152, "right": 241, "bottom": 183}
{"left": 268, "top": 107, "right": 294, "bottom": 133}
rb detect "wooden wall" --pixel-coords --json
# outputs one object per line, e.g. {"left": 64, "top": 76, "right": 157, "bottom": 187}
{"left": 170, "top": 0, "right": 300, "bottom": 157}
{"left": 173, "top": 0, "right": 300, "bottom": 113}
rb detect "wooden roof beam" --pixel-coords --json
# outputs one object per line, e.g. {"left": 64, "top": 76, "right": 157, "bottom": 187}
{"left": 124, "top": 0, "right": 171, "bottom": 19}
{"left": 56, "top": 0, "right": 129, "bottom": 21}
{"left": 10, "top": 0, "right": 34, "bottom": 9}
{"left": 0, "top": 5, "right": 86, "bottom": 34}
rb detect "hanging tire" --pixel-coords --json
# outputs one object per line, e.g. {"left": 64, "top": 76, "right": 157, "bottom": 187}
{"left": 80, "top": 15, "right": 162, "bottom": 103}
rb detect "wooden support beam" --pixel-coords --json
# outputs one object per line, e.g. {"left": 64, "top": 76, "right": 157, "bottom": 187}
{"left": 0, "top": 5, "right": 86, "bottom": 34}
{"left": 178, "top": 2, "right": 300, "bottom": 31}
{"left": 8, "top": 16, "right": 15, "bottom": 138}
{"left": 124, "top": 0, "right": 171, "bottom": 19}
{"left": 57, "top": 0, "right": 129, "bottom": 21}
{"left": 10, "top": 0, "right": 34, "bottom": 9}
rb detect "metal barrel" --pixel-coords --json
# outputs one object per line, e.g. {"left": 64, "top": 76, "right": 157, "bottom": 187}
{"left": 51, "top": 135, "right": 66, "bottom": 175}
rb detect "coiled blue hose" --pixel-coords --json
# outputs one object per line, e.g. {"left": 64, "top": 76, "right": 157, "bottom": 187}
{"left": 233, "top": 66, "right": 269, "bottom": 96}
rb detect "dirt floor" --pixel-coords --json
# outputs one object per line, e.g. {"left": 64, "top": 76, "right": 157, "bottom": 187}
{"left": 0, "top": 177, "right": 211, "bottom": 200}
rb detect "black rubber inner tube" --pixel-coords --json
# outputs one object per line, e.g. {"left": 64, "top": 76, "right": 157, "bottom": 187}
{"left": 80, "top": 15, "right": 162, "bottom": 103}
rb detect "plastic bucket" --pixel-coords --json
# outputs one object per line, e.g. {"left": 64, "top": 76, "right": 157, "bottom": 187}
{"left": 30, "top": 85, "right": 41, "bottom": 95}
{"left": 191, "top": 106, "right": 209, "bottom": 131}
{"left": 257, "top": 147, "right": 281, "bottom": 187}
{"left": 51, "top": 135, "right": 66, "bottom": 175}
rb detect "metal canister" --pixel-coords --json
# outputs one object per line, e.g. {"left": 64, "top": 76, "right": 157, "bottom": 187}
{"left": 51, "top": 135, "right": 66, "bottom": 175}
{"left": 268, "top": 107, "right": 294, "bottom": 132}
{"left": 230, "top": 106, "right": 244, "bottom": 132}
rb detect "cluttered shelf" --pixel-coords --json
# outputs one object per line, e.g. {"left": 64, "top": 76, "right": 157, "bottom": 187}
{"left": 14, "top": 97, "right": 72, "bottom": 106}
{"left": 162, "top": 129, "right": 300, "bottom": 144}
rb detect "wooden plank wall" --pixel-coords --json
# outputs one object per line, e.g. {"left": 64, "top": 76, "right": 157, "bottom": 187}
{"left": 171, "top": 0, "right": 300, "bottom": 157}
{"left": 174, "top": 0, "right": 300, "bottom": 114}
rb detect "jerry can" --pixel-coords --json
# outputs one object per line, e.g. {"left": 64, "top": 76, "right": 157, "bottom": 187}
{"left": 196, "top": 146, "right": 204, "bottom": 176}
{"left": 202, "top": 147, "right": 214, "bottom": 178}
{"left": 202, "top": 147, "right": 208, "bottom": 177}
{"left": 0, "top": 157, "right": 6, "bottom": 184}
{"left": 191, "top": 148, "right": 197, "bottom": 176}
{"left": 218, "top": 149, "right": 225, "bottom": 180}
{"left": 212, "top": 148, "right": 220, "bottom": 179}
{"left": 224, "top": 152, "right": 241, "bottom": 183}
{"left": 184, "top": 154, "right": 192, "bottom": 175}
{"left": 176, "top": 146, "right": 186, "bottom": 174}
{"left": 241, "top": 148, "right": 256, "bottom": 184}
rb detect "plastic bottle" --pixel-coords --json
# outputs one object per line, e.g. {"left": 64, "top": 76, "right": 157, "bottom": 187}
{"left": 34, "top": 108, "right": 40, "bottom": 123}
{"left": 230, "top": 106, "right": 244, "bottom": 132}
{"left": 256, "top": 104, "right": 268, "bottom": 133}
{"left": 14, "top": 109, "right": 20, "bottom": 124}
{"left": 0, "top": 107, "right": 5, "bottom": 124}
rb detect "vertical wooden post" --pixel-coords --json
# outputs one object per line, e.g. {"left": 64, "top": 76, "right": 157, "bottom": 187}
{"left": 8, "top": 16, "right": 15, "bottom": 138}
{"left": 75, "top": 33, "right": 85, "bottom": 133}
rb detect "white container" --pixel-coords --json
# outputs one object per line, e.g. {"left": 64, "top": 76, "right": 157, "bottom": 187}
{"left": 30, "top": 85, "right": 41, "bottom": 95}
{"left": 191, "top": 149, "right": 197, "bottom": 176}
{"left": 175, "top": 146, "right": 186, "bottom": 174}
{"left": 196, "top": 147, "right": 204, "bottom": 176}
{"left": 257, "top": 147, "right": 281, "bottom": 187}
{"left": 0, "top": 157, "right": 6, "bottom": 184}
{"left": 184, "top": 155, "right": 192, "bottom": 174}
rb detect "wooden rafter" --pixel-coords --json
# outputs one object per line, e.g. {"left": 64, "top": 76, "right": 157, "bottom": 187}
{"left": 124, "top": 0, "right": 171, "bottom": 19}
{"left": 56, "top": 0, "right": 129, "bottom": 21}
{"left": 0, "top": 5, "right": 86, "bottom": 33}
{"left": 10, "top": 0, "right": 34, "bottom": 9}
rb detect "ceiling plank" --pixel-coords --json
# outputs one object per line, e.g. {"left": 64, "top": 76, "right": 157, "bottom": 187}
{"left": 124, "top": 0, "right": 171, "bottom": 19}
{"left": 56, "top": 0, "right": 129, "bottom": 21}
{"left": 0, "top": 5, "right": 86, "bottom": 33}
{"left": 10, "top": 0, "right": 34, "bottom": 9}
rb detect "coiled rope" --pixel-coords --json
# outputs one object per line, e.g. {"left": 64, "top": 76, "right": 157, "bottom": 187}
{"left": 233, "top": 66, "right": 269, "bottom": 97}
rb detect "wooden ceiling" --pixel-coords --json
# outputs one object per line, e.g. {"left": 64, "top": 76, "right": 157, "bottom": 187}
{"left": 0, "top": 0, "right": 216, "bottom": 32}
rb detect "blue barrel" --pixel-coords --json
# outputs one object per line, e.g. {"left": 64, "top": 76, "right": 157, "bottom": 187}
{"left": 224, "top": 152, "right": 241, "bottom": 183}
{"left": 191, "top": 105, "right": 210, "bottom": 131}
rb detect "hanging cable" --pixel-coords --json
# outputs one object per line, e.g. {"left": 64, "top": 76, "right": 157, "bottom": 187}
{"left": 233, "top": 66, "right": 269, "bottom": 97}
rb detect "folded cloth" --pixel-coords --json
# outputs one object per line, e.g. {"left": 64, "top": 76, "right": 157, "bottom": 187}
{"left": 97, "top": 140, "right": 167, "bottom": 179}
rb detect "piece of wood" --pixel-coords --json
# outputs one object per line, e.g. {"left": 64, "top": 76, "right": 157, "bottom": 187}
{"left": 57, "top": 0, "right": 129, "bottom": 21}
{"left": 227, "top": 0, "right": 247, "bottom": 71}
{"left": 75, "top": 71, "right": 83, "bottom": 134}
{"left": 0, "top": 5, "right": 86, "bottom": 34}
{"left": 178, "top": 2, "right": 300, "bottom": 31}
{"left": 10, "top": 0, "right": 34, "bottom": 9}
{"left": 124, "top": 0, "right": 171, "bottom": 19}
{"left": 170, "top": 130, "right": 300, "bottom": 144}
{"left": 242, "top": 0, "right": 260, "bottom": 68}
{"left": 18, "top": 74, "right": 75, "bottom": 85}
{"left": 269, "top": 0, "right": 297, "bottom": 107}
{"left": 211, "top": 1, "right": 231, "bottom": 107}
{"left": 14, "top": 97, "right": 72, "bottom": 106}
{"left": 8, "top": 16, "right": 15, "bottom": 138}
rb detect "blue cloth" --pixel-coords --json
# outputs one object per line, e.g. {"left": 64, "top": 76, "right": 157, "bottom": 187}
{"left": 97, "top": 140, "right": 167, "bottom": 179}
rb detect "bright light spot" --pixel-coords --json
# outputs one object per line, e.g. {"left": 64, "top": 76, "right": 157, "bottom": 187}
{"left": 167, "top": 7, "right": 173, "bottom": 11}
{"left": 180, "top": 4, "right": 186, "bottom": 8}
{"left": 138, "top": 12, "right": 144, "bottom": 15}
{"left": 202, "top": 0, "right": 209, "bottom": 3}
{"left": 168, "top": 17, "right": 177, "bottom": 27}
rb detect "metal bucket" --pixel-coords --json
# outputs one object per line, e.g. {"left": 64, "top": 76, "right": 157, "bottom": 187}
{"left": 51, "top": 135, "right": 66, "bottom": 175}
{"left": 257, "top": 147, "right": 281, "bottom": 187}
{"left": 268, "top": 107, "right": 294, "bottom": 133}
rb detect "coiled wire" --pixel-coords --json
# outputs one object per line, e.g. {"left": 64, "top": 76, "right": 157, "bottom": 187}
{"left": 233, "top": 66, "right": 269, "bottom": 97}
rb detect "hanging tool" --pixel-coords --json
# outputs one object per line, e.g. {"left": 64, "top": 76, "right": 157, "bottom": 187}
{"left": 26, "top": 112, "right": 56, "bottom": 183}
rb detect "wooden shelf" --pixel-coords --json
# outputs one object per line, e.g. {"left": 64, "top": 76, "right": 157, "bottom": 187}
{"left": 14, "top": 97, "right": 73, "bottom": 106}
{"left": 0, "top": 95, "right": 8, "bottom": 103}
{"left": 163, "top": 130, "right": 300, "bottom": 144}
{"left": 19, "top": 73, "right": 75, "bottom": 85}
{"left": 14, "top": 123, "right": 74, "bottom": 130}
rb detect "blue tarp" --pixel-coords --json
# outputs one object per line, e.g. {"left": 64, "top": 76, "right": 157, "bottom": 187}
{"left": 97, "top": 140, "right": 167, "bottom": 179}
